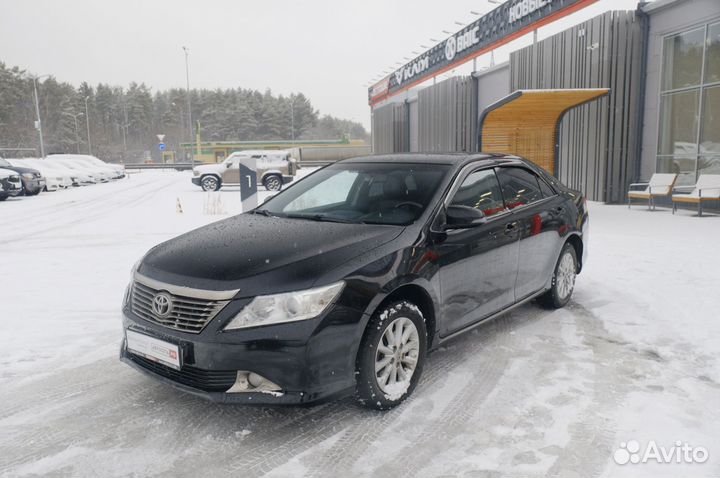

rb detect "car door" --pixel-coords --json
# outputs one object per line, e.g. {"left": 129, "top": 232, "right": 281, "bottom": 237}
{"left": 433, "top": 167, "right": 521, "bottom": 336}
{"left": 222, "top": 157, "right": 241, "bottom": 184}
{"left": 495, "top": 166, "right": 565, "bottom": 299}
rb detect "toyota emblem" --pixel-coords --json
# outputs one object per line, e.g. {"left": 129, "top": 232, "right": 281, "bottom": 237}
{"left": 151, "top": 292, "right": 173, "bottom": 317}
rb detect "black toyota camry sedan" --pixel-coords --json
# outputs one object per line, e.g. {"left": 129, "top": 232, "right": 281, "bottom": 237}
{"left": 121, "top": 153, "right": 588, "bottom": 409}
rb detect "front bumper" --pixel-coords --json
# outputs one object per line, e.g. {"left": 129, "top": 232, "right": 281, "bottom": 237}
{"left": 191, "top": 176, "right": 201, "bottom": 186}
{"left": 22, "top": 177, "right": 45, "bottom": 193}
{"left": 282, "top": 174, "right": 293, "bottom": 185}
{"left": 120, "top": 298, "right": 364, "bottom": 405}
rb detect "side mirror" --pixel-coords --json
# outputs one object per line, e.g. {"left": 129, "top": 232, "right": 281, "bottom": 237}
{"left": 445, "top": 205, "right": 487, "bottom": 229}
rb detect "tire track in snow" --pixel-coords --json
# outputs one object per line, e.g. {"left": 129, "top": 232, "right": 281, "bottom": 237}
{"left": 0, "top": 176, "right": 178, "bottom": 245}
{"left": 303, "top": 310, "right": 518, "bottom": 477}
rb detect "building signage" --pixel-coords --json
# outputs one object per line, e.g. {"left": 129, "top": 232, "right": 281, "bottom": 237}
{"left": 369, "top": 0, "right": 595, "bottom": 104}
{"left": 509, "top": 0, "right": 554, "bottom": 24}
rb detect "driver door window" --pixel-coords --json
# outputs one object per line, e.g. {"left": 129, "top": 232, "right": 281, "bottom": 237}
{"left": 449, "top": 169, "right": 506, "bottom": 217}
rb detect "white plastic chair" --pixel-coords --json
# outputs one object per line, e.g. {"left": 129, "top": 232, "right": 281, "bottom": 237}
{"left": 672, "top": 174, "right": 720, "bottom": 216}
{"left": 627, "top": 173, "right": 677, "bottom": 210}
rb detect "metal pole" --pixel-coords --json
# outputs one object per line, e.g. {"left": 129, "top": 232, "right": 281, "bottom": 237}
{"left": 84, "top": 96, "right": 92, "bottom": 155}
{"left": 183, "top": 46, "right": 192, "bottom": 159}
{"left": 73, "top": 114, "right": 80, "bottom": 153}
{"left": 32, "top": 77, "right": 46, "bottom": 158}
{"left": 290, "top": 99, "right": 295, "bottom": 144}
{"left": 122, "top": 102, "right": 128, "bottom": 157}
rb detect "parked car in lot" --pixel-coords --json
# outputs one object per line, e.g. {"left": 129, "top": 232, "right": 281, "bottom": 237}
{"left": 45, "top": 157, "right": 102, "bottom": 184}
{"left": 7, "top": 158, "right": 73, "bottom": 191}
{"left": 191, "top": 150, "right": 297, "bottom": 192}
{"left": 0, "top": 157, "right": 45, "bottom": 196}
{"left": 121, "top": 153, "right": 588, "bottom": 409}
{"left": 50, "top": 154, "right": 125, "bottom": 179}
{"left": 0, "top": 167, "right": 23, "bottom": 201}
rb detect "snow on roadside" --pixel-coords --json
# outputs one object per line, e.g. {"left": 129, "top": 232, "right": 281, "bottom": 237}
{"left": 1, "top": 175, "right": 718, "bottom": 478}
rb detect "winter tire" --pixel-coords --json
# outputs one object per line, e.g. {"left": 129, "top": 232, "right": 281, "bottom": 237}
{"left": 538, "top": 242, "right": 577, "bottom": 309}
{"left": 263, "top": 174, "right": 282, "bottom": 192}
{"left": 356, "top": 300, "right": 427, "bottom": 410}
{"left": 201, "top": 175, "right": 220, "bottom": 192}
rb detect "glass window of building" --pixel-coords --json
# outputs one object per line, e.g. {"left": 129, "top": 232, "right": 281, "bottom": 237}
{"left": 657, "top": 21, "right": 720, "bottom": 185}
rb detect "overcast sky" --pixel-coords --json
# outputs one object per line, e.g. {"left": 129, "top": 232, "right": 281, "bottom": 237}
{"left": 1, "top": 0, "right": 640, "bottom": 130}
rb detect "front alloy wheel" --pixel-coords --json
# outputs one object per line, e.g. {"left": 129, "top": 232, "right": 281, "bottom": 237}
{"left": 356, "top": 301, "right": 427, "bottom": 409}
{"left": 201, "top": 176, "right": 220, "bottom": 191}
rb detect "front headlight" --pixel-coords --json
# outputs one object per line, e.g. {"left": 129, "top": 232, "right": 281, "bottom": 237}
{"left": 224, "top": 281, "right": 345, "bottom": 330}
{"left": 21, "top": 172, "right": 34, "bottom": 180}
{"left": 123, "top": 259, "right": 142, "bottom": 307}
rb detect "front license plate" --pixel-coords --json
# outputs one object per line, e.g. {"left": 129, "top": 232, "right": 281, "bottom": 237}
{"left": 126, "top": 330, "right": 181, "bottom": 370}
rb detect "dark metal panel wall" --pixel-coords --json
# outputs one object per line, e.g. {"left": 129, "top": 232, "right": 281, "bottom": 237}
{"left": 371, "top": 103, "right": 410, "bottom": 154}
{"left": 371, "top": 104, "right": 395, "bottom": 154}
{"left": 418, "top": 77, "right": 478, "bottom": 153}
{"left": 510, "top": 11, "right": 645, "bottom": 202}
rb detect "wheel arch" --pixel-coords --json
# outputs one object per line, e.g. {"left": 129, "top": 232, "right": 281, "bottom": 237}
{"left": 360, "top": 281, "right": 438, "bottom": 351}
{"left": 564, "top": 233, "right": 583, "bottom": 273}
{"left": 260, "top": 170, "right": 283, "bottom": 182}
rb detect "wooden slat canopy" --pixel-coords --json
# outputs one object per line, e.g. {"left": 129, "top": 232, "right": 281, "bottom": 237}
{"left": 477, "top": 89, "right": 609, "bottom": 174}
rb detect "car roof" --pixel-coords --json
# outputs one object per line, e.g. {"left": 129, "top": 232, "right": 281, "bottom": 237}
{"left": 339, "top": 152, "right": 522, "bottom": 167}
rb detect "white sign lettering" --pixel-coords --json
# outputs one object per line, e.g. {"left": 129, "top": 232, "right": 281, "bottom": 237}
{"left": 445, "top": 26, "right": 481, "bottom": 61}
{"left": 508, "top": 0, "right": 553, "bottom": 24}
{"left": 393, "top": 56, "right": 430, "bottom": 85}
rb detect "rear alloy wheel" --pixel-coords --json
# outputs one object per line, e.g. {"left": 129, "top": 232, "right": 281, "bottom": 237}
{"left": 263, "top": 174, "right": 282, "bottom": 192}
{"left": 538, "top": 242, "right": 577, "bottom": 309}
{"left": 201, "top": 175, "right": 220, "bottom": 192}
{"left": 356, "top": 301, "right": 427, "bottom": 410}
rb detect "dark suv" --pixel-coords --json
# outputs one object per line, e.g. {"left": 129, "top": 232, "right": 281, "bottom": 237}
{"left": 121, "top": 153, "right": 588, "bottom": 409}
{"left": 0, "top": 158, "right": 45, "bottom": 195}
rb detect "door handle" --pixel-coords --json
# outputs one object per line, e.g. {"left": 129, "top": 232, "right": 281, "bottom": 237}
{"left": 504, "top": 222, "right": 518, "bottom": 234}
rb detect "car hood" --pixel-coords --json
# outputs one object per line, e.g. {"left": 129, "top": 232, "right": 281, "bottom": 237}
{"left": 138, "top": 213, "right": 404, "bottom": 296}
{"left": 194, "top": 163, "right": 222, "bottom": 174}
{"left": 2, "top": 165, "right": 40, "bottom": 176}
{"left": 0, "top": 168, "right": 19, "bottom": 179}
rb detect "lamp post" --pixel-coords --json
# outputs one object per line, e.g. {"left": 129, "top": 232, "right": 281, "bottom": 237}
{"left": 182, "top": 46, "right": 193, "bottom": 160}
{"left": 84, "top": 96, "right": 92, "bottom": 155}
{"left": 64, "top": 111, "right": 84, "bottom": 153}
{"left": 290, "top": 99, "right": 295, "bottom": 144}
{"left": 28, "top": 74, "right": 50, "bottom": 158}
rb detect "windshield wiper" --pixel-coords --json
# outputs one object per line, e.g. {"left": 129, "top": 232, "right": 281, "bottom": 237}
{"left": 285, "top": 213, "right": 361, "bottom": 224}
{"left": 249, "top": 209, "right": 276, "bottom": 217}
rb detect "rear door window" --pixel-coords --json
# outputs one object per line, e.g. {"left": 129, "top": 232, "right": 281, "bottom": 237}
{"left": 495, "top": 167, "right": 544, "bottom": 209}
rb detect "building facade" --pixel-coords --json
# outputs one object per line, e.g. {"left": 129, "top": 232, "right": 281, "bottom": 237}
{"left": 369, "top": 0, "right": 720, "bottom": 203}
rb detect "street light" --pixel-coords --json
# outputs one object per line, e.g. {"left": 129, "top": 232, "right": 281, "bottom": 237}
{"left": 182, "top": 46, "right": 192, "bottom": 155}
{"left": 288, "top": 95, "right": 298, "bottom": 144}
{"left": 64, "top": 111, "right": 84, "bottom": 154}
{"left": 27, "top": 74, "right": 50, "bottom": 158}
{"left": 84, "top": 96, "right": 92, "bottom": 155}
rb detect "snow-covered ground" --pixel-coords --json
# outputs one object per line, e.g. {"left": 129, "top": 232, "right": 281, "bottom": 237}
{"left": 1, "top": 171, "right": 718, "bottom": 478}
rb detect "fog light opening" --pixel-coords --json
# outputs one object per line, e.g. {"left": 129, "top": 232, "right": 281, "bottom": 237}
{"left": 226, "top": 371, "right": 282, "bottom": 394}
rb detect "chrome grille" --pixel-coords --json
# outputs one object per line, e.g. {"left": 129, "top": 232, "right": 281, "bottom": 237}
{"left": 131, "top": 280, "right": 228, "bottom": 333}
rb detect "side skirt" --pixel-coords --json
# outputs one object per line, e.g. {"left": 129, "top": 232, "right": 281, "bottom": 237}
{"left": 437, "top": 289, "right": 546, "bottom": 344}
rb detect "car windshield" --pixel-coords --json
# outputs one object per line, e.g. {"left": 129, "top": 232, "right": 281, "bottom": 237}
{"left": 258, "top": 162, "right": 450, "bottom": 225}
